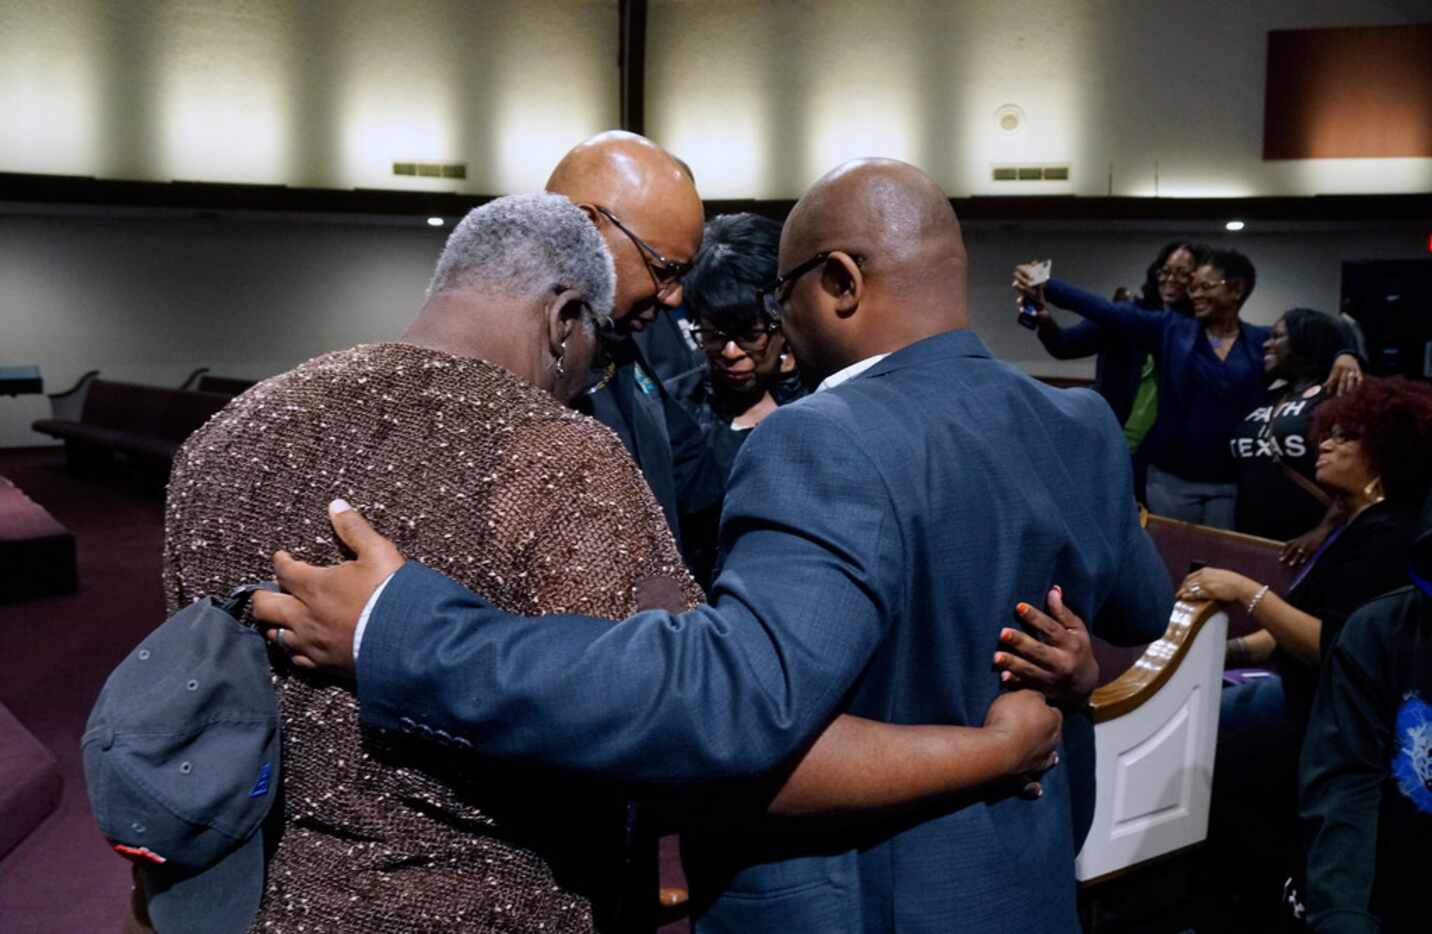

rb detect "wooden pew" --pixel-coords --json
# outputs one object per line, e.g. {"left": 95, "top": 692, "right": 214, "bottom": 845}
{"left": 195, "top": 374, "right": 257, "bottom": 396}
{"left": 1076, "top": 515, "right": 1299, "bottom": 926}
{"left": 177, "top": 368, "right": 256, "bottom": 396}
{"left": 32, "top": 379, "right": 232, "bottom": 476}
{"left": 45, "top": 369, "right": 101, "bottom": 423}
{"left": 1091, "top": 516, "right": 1296, "bottom": 688}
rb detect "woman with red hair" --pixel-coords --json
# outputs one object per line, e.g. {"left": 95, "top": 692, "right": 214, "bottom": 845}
{"left": 1186, "top": 377, "right": 1432, "bottom": 685}
{"left": 1181, "top": 376, "right": 1432, "bottom": 926}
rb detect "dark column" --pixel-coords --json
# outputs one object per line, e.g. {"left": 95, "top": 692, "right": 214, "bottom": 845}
{"left": 619, "top": 0, "right": 647, "bottom": 135}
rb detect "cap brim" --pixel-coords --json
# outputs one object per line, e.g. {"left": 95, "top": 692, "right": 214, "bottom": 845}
{"left": 142, "top": 825, "right": 264, "bottom": 934}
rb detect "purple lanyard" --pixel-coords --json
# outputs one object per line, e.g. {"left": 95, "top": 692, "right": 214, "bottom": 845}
{"left": 1288, "top": 522, "right": 1348, "bottom": 594}
{"left": 1412, "top": 559, "right": 1432, "bottom": 599}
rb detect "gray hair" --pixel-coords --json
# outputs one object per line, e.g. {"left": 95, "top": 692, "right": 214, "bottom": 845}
{"left": 427, "top": 193, "right": 615, "bottom": 326}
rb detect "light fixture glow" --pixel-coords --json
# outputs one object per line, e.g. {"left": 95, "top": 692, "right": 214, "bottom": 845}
{"left": 426, "top": 217, "right": 444, "bottom": 227}
{"left": 1225, "top": 220, "right": 1246, "bottom": 231}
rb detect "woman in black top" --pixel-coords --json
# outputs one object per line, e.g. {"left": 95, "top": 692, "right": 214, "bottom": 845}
{"left": 1185, "top": 377, "right": 1432, "bottom": 701}
{"left": 1181, "top": 377, "right": 1432, "bottom": 926}
{"left": 1229, "top": 308, "right": 1353, "bottom": 544}
{"left": 666, "top": 213, "right": 806, "bottom": 588}
{"left": 1299, "top": 532, "right": 1432, "bottom": 934}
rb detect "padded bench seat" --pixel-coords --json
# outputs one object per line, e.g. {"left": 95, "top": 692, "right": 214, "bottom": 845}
{"left": 0, "top": 701, "right": 62, "bottom": 861}
{"left": 28, "top": 422, "right": 180, "bottom": 461}
{"left": 32, "top": 379, "right": 232, "bottom": 478}
{"left": 0, "top": 475, "right": 78, "bottom": 602}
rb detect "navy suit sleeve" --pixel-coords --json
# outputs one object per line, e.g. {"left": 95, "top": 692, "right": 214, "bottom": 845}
{"left": 1037, "top": 317, "right": 1107, "bottom": 361}
{"left": 1081, "top": 402, "right": 1174, "bottom": 646}
{"left": 1095, "top": 518, "right": 1175, "bottom": 646}
{"left": 355, "top": 402, "right": 897, "bottom": 784}
{"left": 1045, "top": 278, "right": 1165, "bottom": 355}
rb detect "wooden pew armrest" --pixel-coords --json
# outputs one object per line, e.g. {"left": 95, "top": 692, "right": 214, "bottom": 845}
{"left": 1089, "top": 600, "right": 1222, "bottom": 724}
{"left": 46, "top": 370, "right": 100, "bottom": 422}
{"left": 48, "top": 369, "right": 100, "bottom": 401}
{"left": 177, "top": 367, "right": 210, "bottom": 390}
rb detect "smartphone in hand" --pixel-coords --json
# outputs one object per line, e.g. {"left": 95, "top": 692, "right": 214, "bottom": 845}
{"left": 1016, "top": 260, "right": 1052, "bottom": 330}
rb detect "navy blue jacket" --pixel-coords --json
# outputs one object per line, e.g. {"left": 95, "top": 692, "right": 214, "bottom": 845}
{"left": 1046, "top": 278, "right": 1270, "bottom": 484}
{"left": 355, "top": 329, "right": 1172, "bottom": 933}
{"left": 577, "top": 331, "right": 722, "bottom": 545}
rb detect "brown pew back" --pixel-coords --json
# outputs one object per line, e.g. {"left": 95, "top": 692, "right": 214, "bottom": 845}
{"left": 1092, "top": 516, "right": 1295, "bottom": 686}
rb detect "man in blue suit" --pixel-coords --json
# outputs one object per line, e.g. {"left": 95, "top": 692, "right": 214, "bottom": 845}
{"left": 258, "top": 159, "right": 1172, "bottom": 932}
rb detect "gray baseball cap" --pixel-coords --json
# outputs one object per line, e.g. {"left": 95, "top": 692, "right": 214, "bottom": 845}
{"left": 82, "top": 585, "right": 279, "bottom": 934}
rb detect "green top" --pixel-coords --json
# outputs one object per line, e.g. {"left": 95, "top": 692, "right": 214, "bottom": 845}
{"left": 1122, "top": 355, "right": 1159, "bottom": 452}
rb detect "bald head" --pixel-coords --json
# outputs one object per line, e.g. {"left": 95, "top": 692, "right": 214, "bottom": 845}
{"left": 547, "top": 131, "right": 698, "bottom": 214}
{"left": 775, "top": 159, "right": 969, "bottom": 384}
{"left": 547, "top": 131, "right": 704, "bottom": 330}
{"left": 784, "top": 158, "right": 967, "bottom": 318}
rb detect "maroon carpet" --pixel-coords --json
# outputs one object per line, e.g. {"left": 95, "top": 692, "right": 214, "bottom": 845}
{"left": 0, "top": 448, "right": 164, "bottom": 933}
{"left": 0, "top": 447, "right": 691, "bottom": 933}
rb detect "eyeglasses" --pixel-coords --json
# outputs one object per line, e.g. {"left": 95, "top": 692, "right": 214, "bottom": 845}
{"left": 689, "top": 322, "right": 776, "bottom": 353}
{"left": 593, "top": 206, "right": 692, "bottom": 298}
{"left": 1325, "top": 426, "right": 1362, "bottom": 445}
{"left": 757, "top": 252, "right": 832, "bottom": 320}
{"left": 1186, "top": 278, "right": 1227, "bottom": 295}
{"left": 1156, "top": 267, "right": 1193, "bottom": 282}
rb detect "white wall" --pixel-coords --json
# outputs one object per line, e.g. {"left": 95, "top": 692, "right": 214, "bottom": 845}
{"left": 3, "top": 1, "right": 1428, "bottom": 199}
{"left": 4, "top": 212, "right": 1425, "bottom": 447}
{"left": 0, "top": 0, "right": 620, "bottom": 193}
{"left": 646, "top": 0, "right": 1432, "bottom": 198}
{"left": 0, "top": 214, "right": 446, "bottom": 447}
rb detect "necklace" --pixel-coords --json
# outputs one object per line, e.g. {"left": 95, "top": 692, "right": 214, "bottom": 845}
{"left": 1205, "top": 327, "right": 1236, "bottom": 348}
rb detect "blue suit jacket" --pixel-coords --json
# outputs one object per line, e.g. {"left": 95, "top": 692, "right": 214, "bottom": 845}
{"left": 357, "top": 329, "right": 1172, "bottom": 933}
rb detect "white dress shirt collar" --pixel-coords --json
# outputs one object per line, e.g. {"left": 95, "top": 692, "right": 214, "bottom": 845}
{"left": 816, "top": 353, "right": 891, "bottom": 393}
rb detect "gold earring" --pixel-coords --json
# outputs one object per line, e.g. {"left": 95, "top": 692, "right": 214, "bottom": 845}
{"left": 1363, "top": 477, "right": 1385, "bottom": 503}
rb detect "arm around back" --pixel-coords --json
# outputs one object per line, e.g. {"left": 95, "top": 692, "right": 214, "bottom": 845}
{"left": 355, "top": 400, "right": 898, "bottom": 785}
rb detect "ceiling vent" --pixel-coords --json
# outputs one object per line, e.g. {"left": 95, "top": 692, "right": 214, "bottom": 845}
{"left": 393, "top": 161, "right": 467, "bottom": 179}
{"left": 991, "top": 164, "right": 1070, "bottom": 182}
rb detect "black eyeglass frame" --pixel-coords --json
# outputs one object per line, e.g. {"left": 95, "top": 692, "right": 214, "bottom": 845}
{"left": 758, "top": 251, "right": 834, "bottom": 320}
{"left": 688, "top": 320, "right": 779, "bottom": 354}
{"left": 593, "top": 205, "right": 693, "bottom": 296}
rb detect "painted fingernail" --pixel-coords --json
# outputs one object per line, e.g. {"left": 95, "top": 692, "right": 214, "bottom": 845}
{"left": 1001, "top": 629, "right": 1014, "bottom": 641}
{"left": 1001, "top": 671, "right": 1012, "bottom": 682}
{"left": 993, "top": 653, "right": 1006, "bottom": 665}
{"left": 1052, "top": 584, "right": 1063, "bottom": 597}
{"left": 1016, "top": 602, "right": 1031, "bottom": 616}
{"left": 330, "top": 498, "right": 351, "bottom": 514}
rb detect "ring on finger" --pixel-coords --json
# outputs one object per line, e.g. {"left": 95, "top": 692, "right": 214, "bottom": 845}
{"left": 274, "top": 627, "right": 289, "bottom": 652}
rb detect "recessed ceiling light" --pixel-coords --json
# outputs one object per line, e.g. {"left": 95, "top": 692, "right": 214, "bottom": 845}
{"left": 426, "top": 217, "right": 444, "bottom": 227}
{"left": 1225, "top": 220, "right": 1245, "bottom": 231}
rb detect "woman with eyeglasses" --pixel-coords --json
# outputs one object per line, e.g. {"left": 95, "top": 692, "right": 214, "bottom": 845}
{"left": 1177, "top": 377, "right": 1432, "bottom": 927}
{"left": 665, "top": 213, "right": 806, "bottom": 588}
{"left": 1024, "top": 241, "right": 1205, "bottom": 457}
{"left": 1229, "top": 308, "right": 1358, "bottom": 550}
{"left": 1016, "top": 248, "right": 1363, "bottom": 529}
